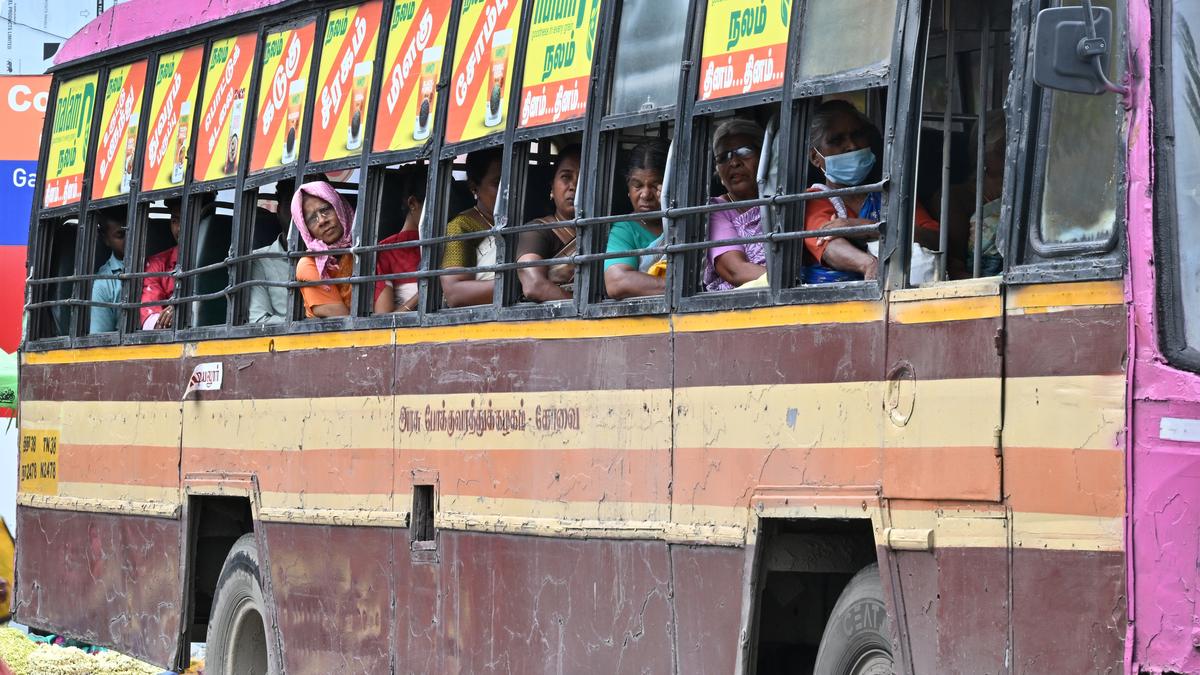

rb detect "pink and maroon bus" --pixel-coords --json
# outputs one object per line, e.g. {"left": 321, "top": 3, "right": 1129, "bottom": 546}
{"left": 12, "top": 0, "right": 1200, "bottom": 673}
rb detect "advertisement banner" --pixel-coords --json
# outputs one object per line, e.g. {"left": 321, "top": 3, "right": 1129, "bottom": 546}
{"left": 91, "top": 60, "right": 148, "bottom": 200}
{"left": 698, "top": 0, "right": 789, "bottom": 101}
{"left": 310, "top": 1, "right": 383, "bottom": 163}
{"left": 195, "top": 32, "right": 257, "bottom": 183}
{"left": 518, "top": 0, "right": 601, "bottom": 129}
{"left": 250, "top": 21, "right": 316, "bottom": 173}
{"left": 445, "top": 0, "right": 523, "bottom": 145}
{"left": 142, "top": 46, "right": 203, "bottom": 192}
{"left": 373, "top": 0, "right": 452, "bottom": 153}
{"left": 43, "top": 72, "right": 97, "bottom": 209}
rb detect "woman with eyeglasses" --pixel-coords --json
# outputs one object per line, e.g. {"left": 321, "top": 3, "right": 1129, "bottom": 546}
{"left": 603, "top": 140, "right": 670, "bottom": 300}
{"left": 293, "top": 181, "right": 355, "bottom": 318}
{"left": 703, "top": 118, "right": 768, "bottom": 291}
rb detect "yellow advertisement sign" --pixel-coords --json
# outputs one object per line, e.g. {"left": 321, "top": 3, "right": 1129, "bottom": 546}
{"left": 143, "top": 45, "right": 204, "bottom": 191}
{"left": 195, "top": 32, "right": 257, "bottom": 182}
{"left": 43, "top": 72, "right": 98, "bottom": 209}
{"left": 518, "top": 0, "right": 601, "bottom": 128}
{"left": 311, "top": 1, "right": 384, "bottom": 163}
{"left": 373, "top": 0, "right": 453, "bottom": 153}
{"left": 18, "top": 428, "right": 59, "bottom": 496}
{"left": 250, "top": 21, "right": 316, "bottom": 173}
{"left": 445, "top": 0, "right": 523, "bottom": 145}
{"left": 698, "top": 0, "right": 789, "bottom": 101}
{"left": 92, "top": 60, "right": 148, "bottom": 200}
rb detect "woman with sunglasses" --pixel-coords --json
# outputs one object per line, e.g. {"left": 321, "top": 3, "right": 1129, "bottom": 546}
{"left": 702, "top": 118, "right": 767, "bottom": 291}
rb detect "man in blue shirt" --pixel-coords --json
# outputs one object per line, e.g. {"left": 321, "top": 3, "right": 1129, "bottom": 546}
{"left": 88, "top": 208, "right": 127, "bottom": 334}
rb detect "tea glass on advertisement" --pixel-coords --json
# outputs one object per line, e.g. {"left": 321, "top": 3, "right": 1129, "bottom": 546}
{"left": 346, "top": 61, "right": 371, "bottom": 151}
{"left": 121, "top": 112, "right": 139, "bottom": 193}
{"left": 484, "top": 30, "right": 511, "bottom": 128}
{"left": 282, "top": 79, "right": 305, "bottom": 164}
{"left": 172, "top": 100, "right": 191, "bottom": 184}
{"left": 414, "top": 46, "right": 442, "bottom": 141}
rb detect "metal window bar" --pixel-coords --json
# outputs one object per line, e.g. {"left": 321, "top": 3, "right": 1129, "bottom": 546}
{"left": 26, "top": 180, "right": 886, "bottom": 313}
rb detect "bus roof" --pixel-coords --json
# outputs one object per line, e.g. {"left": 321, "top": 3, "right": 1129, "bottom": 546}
{"left": 54, "top": 0, "right": 288, "bottom": 69}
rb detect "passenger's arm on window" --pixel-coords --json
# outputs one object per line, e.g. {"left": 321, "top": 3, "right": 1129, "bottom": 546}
{"left": 311, "top": 301, "right": 350, "bottom": 317}
{"left": 518, "top": 253, "right": 570, "bottom": 301}
{"left": 714, "top": 251, "right": 766, "bottom": 287}
{"left": 440, "top": 273, "right": 494, "bottom": 307}
{"left": 604, "top": 264, "right": 666, "bottom": 300}
{"left": 821, "top": 238, "right": 879, "bottom": 280}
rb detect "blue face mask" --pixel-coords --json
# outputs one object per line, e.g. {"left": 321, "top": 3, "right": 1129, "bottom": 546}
{"left": 818, "top": 147, "right": 876, "bottom": 186}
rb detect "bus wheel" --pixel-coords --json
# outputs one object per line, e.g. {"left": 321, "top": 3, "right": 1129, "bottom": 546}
{"left": 206, "top": 533, "right": 278, "bottom": 675}
{"left": 813, "top": 563, "right": 894, "bottom": 675}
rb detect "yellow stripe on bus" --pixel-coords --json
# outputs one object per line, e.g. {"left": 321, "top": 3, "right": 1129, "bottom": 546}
{"left": 1008, "top": 279, "right": 1124, "bottom": 313}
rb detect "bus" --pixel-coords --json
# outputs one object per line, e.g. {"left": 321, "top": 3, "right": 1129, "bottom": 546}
{"left": 12, "top": 0, "right": 1199, "bottom": 672}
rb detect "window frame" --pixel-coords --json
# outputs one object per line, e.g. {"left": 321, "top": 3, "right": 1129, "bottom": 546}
{"left": 1152, "top": 0, "right": 1200, "bottom": 372}
{"left": 1005, "top": 0, "right": 1127, "bottom": 284}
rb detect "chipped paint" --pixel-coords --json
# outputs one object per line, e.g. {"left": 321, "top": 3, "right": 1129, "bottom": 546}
{"left": 1124, "top": 0, "right": 1200, "bottom": 672}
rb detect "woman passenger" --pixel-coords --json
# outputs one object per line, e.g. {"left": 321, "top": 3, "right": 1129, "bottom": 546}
{"left": 374, "top": 166, "right": 427, "bottom": 313}
{"left": 441, "top": 148, "right": 502, "bottom": 307}
{"left": 293, "top": 181, "right": 355, "bottom": 318}
{"left": 516, "top": 144, "right": 581, "bottom": 302}
{"left": 702, "top": 119, "right": 767, "bottom": 291}
{"left": 603, "top": 140, "right": 669, "bottom": 300}
{"left": 803, "top": 100, "right": 939, "bottom": 282}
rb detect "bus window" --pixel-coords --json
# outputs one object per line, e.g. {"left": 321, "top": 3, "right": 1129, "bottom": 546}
{"left": 136, "top": 200, "right": 181, "bottom": 331}
{"left": 84, "top": 206, "right": 129, "bottom": 335}
{"left": 1161, "top": 0, "right": 1200, "bottom": 357}
{"left": 369, "top": 162, "right": 427, "bottom": 316}
{"left": 186, "top": 191, "right": 233, "bottom": 327}
{"left": 796, "top": 0, "right": 898, "bottom": 83}
{"left": 688, "top": 105, "right": 778, "bottom": 296}
{"left": 1031, "top": 0, "right": 1126, "bottom": 252}
{"left": 790, "top": 92, "right": 889, "bottom": 286}
{"left": 913, "top": 0, "right": 1013, "bottom": 281}
{"left": 503, "top": 137, "right": 581, "bottom": 307}
{"left": 240, "top": 181, "right": 293, "bottom": 325}
{"left": 293, "top": 173, "right": 359, "bottom": 319}
{"left": 595, "top": 123, "right": 672, "bottom": 303}
{"left": 29, "top": 217, "right": 81, "bottom": 339}
{"left": 608, "top": 0, "right": 688, "bottom": 115}
{"left": 434, "top": 148, "right": 502, "bottom": 310}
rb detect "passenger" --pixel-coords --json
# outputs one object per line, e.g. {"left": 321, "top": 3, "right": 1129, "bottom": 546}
{"left": 441, "top": 148, "right": 502, "bottom": 307}
{"left": 603, "top": 140, "right": 669, "bottom": 300}
{"left": 88, "top": 207, "right": 127, "bottom": 334}
{"left": 293, "top": 181, "right": 355, "bottom": 318}
{"left": 516, "top": 144, "right": 581, "bottom": 302}
{"left": 374, "top": 166, "right": 427, "bottom": 314}
{"left": 247, "top": 179, "right": 294, "bottom": 324}
{"left": 702, "top": 119, "right": 767, "bottom": 291}
{"left": 927, "top": 110, "right": 1005, "bottom": 278}
{"left": 803, "top": 100, "right": 940, "bottom": 282}
{"left": 140, "top": 199, "right": 182, "bottom": 329}
{"left": 966, "top": 110, "right": 1006, "bottom": 276}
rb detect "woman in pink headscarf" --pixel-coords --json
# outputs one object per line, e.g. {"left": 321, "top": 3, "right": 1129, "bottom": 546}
{"left": 292, "top": 181, "right": 355, "bottom": 318}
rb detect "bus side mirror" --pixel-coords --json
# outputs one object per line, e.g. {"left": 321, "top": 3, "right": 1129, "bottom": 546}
{"left": 1032, "top": 4, "right": 1127, "bottom": 95}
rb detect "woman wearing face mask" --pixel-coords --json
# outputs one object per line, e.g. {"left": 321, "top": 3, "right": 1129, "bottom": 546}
{"left": 803, "top": 100, "right": 939, "bottom": 282}
{"left": 293, "top": 181, "right": 355, "bottom": 318}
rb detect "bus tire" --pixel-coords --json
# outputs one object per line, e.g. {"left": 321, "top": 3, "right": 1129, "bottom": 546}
{"left": 206, "top": 533, "right": 279, "bottom": 675}
{"left": 813, "top": 563, "right": 894, "bottom": 675}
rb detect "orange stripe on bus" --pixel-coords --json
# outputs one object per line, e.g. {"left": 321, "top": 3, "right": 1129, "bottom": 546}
{"left": 1004, "top": 446, "right": 1124, "bottom": 518}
